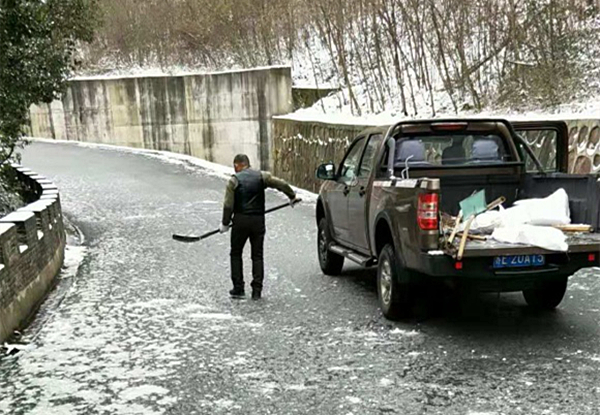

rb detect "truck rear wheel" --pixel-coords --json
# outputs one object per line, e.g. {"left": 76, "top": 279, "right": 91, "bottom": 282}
{"left": 377, "top": 244, "right": 412, "bottom": 320}
{"left": 318, "top": 218, "right": 344, "bottom": 275}
{"left": 522, "top": 279, "right": 568, "bottom": 310}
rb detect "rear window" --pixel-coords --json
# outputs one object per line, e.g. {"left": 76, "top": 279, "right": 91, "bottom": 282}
{"left": 393, "top": 134, "right": 513, "bottom": 167}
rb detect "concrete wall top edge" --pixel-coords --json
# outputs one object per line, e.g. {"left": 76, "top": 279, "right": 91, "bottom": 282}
{"left": 0, "top": 223, "right": 15, "bottom": 233}
{"left": 71, "top": 65, "right": 292, "bottom": 83}
{"left": 0, "top": 210, "right": 36, "bottom": 223}
{"left": 0, "top": 165, "right": 60, "bottom": 226}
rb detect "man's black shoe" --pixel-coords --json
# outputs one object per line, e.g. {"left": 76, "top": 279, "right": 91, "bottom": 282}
{"left": 252, "top": 290, "right": 261, "bottom": 300}
{"left": 229, "top": 289, "right": 245, "bottom": 298}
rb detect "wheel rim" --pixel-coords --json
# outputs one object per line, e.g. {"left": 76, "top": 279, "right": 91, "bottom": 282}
{"left": 380, "top": 257, "right": 392, "bottom": 305}
{"left": 318, "top": 228, "right": 328, "bottom": 263}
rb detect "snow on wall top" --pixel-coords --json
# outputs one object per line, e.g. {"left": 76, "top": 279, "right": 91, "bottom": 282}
{"left": 71, "top": 65, "right": 292, "bottom": 82}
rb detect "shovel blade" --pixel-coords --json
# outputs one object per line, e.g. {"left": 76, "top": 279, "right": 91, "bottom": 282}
{"left": 172, "top": 234, "right": 202, "bottom": 243}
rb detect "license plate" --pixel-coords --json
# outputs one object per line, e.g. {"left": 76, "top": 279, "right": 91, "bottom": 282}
{"left": 493, "top": 254, "right": 545, "bottom": 269}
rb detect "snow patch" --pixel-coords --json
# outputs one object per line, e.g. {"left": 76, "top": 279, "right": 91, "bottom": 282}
{"left": 237, "top": 371, "right": 269, "bottom": 380}
{"left": 224, "top": 356, "right": 249, "bottom": 366}
{"left": 120, "top": 385, "right": 169, "bottom": 401}
{"left": 214, "top": 399, "right": 235, "bottom": 409}
{"left": 407, "top": 351, "right": 423, "bottom": 358}
{"left": 28, "top": 402, "right": 78, "bottom": 415}
{"left": 259, "top": 382, "right": 279, "bottom": 395}
{"left": 569, "top": 282, "right": 591, "bottom": 291}
{"left": 2, "top": 342, "right": 33, "bottom": 355}
{"left": 238, "top": 321, "right": 264, "bottom": 328}
{"left": 327, "top": 366, "right": 365, "bottom": 372}
{"left": 379, "top": 378, "right": 393, "bottom": 387}
{"left": 389, "top": 328, "right": 420, "bottom": 336}
{"left": 285, "top": 384, "right": 309, "bottom": 391}
{"left": 129, "top": 299, "right": 177, "bottom": 309}
{"left": 187, "top": 312, "right": 240, "bottom": 320}
{"left": 60, "top": 244, "right": 88, "bottom": 279}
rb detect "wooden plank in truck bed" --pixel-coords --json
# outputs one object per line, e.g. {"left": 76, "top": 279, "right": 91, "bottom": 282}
{"left": 445, "top": 233, "right": 600, "bottom": 258}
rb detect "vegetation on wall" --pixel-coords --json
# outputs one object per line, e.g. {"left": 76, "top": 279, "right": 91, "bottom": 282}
{"left": 0, "top": 0, "right": 98, "bottom": 166}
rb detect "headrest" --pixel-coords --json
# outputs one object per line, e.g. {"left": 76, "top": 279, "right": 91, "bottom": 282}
{"left": 472, "top": 139, "right": 500, "bottom": 161}
{"left": 396, "top": 140, "right": 426, "bottom": 163}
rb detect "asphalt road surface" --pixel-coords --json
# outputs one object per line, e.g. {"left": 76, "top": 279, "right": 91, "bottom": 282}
{"left": 1, "top": 142, "right": 600, "bottom": 415}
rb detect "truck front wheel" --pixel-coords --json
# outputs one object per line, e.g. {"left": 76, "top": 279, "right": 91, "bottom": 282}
{"left": 318, "top": 218, "right": 344, "bottom": 275}
{"left": 522, "top": 279, "right": 568, "bottom": 310}
{"left": 377, "top": 244, "right": 412, "bottom": 320}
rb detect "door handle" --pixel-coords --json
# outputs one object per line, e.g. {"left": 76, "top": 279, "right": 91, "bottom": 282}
{"left": 343, "top": 186, "right": 350, "bottom": 196}
{"left": 359, "top": 186, "right": 366, "bottom": 197}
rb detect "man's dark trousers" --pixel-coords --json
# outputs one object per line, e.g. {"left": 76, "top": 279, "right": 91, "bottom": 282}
{"left": 230, "top": 214, "right": 265, "bottom": 293}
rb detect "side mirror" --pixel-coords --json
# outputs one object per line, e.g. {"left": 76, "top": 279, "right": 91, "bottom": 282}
{"left": 316, "top": 163, "right": 337, "bottom": 180}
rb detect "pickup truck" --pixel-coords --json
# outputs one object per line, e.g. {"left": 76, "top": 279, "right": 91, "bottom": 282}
{"left": 315, "top": 119, "right": 600, "bottom": 320}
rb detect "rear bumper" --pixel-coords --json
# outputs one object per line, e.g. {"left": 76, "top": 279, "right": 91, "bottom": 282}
{"left": 410, "top": 251, "right": 600, "bottom": 292}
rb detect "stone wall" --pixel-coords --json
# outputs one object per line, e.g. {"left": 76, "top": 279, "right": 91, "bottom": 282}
{"left": 272, "top": 118, "right": 368, "bottom": 192}
{"left": 566, "top": 120, "right": 600, "bottom": 174}
{"left": 28, "top": 67, "right": 293, "bottom": 170}
{"left": 0, "top": 166, "right": 66, "bottom": 343}
{"left": 271, "top": 118, "right": 600, "bottom": 192}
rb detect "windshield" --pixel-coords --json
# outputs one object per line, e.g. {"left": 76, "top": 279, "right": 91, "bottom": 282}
{"left": 393, "top": 134, "right": 513, "bottom": 167}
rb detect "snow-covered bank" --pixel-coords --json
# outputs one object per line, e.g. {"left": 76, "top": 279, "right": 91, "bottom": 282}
{"left": 27, "top": 138, "right": 319, "bottom": 204}
{"left": 281, "top": 96, "right": 600, "bottom": 127}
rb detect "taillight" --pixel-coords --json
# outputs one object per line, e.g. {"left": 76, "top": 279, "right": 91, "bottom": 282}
{"left": 418, "top": 193, "right": 439, "bottom": 231}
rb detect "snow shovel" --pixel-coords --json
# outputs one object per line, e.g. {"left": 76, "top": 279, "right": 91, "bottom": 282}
{"left": 172, "top": 199, "right": 302, "bottom": 243}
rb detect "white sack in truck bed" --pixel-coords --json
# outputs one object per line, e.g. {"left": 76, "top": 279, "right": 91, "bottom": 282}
{"left": 465, "top": 189, "right": 571, "bottom": 251}
{"left": 469, "top": 188, "right": 571, "bottom": 233}
{"left": 491, "top": 225, "right": 568, "bottom": 252}
{"left": 507, "top": 188, "right": 571, "bottom": 226}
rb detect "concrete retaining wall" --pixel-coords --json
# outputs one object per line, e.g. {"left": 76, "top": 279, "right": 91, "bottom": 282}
{"left": 0, "top": 166, "right": 66, "bottom": 343}
{"left": 272, "top": 118, "right": 600, "bottom": 191}
{"left": 29, "top": 67, "right": 293, "bottom": 170}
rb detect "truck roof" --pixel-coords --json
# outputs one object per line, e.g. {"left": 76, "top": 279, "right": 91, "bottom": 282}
{"left": 357, "top": 118, "right": 519, "bottom": 137}
{"left": 357, "top": 118, "right": 567, "bottom": 137}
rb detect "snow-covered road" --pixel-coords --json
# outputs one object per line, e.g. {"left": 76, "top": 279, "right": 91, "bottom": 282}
{"left": 1, "top": 142, "right": 600, "bottom": 415}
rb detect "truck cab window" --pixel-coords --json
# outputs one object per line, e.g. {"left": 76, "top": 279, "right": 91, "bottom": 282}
{"left": 358, "top": 134, "right": 383, "bottom": 178}
{"left": 519, "top": 129, "right": 558, "bottom": 172}
{"left": 339, "top": 138, "right": 366, "bottom": 181}
{"left": 393, "top": 134, "right": 512, "bottom": 168}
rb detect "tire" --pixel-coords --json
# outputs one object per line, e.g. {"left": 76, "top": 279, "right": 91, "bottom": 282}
{"left": 522, "top": 279, "right": 568, "bottom": 310}
{"left": 377, "top": 244, "right": 412, "bottom": 320}
{"left": 317, "top": 217, "right": 344, "bottom": 275}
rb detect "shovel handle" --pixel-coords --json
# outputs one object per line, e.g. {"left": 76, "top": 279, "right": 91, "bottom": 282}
{"left": 264, "top": 199, "right": 301, "bottom": 214}
{"left": 200, "top": 229, "right": 220, "bottom": 240}
{"left": 173, "top": 198, "right": 302, "bottom": 242}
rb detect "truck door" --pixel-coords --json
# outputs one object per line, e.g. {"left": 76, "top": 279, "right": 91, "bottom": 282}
{"left": 329, "top": 137, "right": 366, "bottom": 243}
{"left": 347, "top": 134, "right": 383, "bottom": 253}
{"left": 513, "top": 120, "right": 600, "bottom": 227}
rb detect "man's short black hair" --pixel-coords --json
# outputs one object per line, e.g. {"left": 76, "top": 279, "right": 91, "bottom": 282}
{"left": 234, "top": 154, "right": 250, "bottom": 166}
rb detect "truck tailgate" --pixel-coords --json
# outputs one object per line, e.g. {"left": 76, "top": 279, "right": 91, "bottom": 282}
{"left": 445, "top": 233, "right": 600, "bottom": 258}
